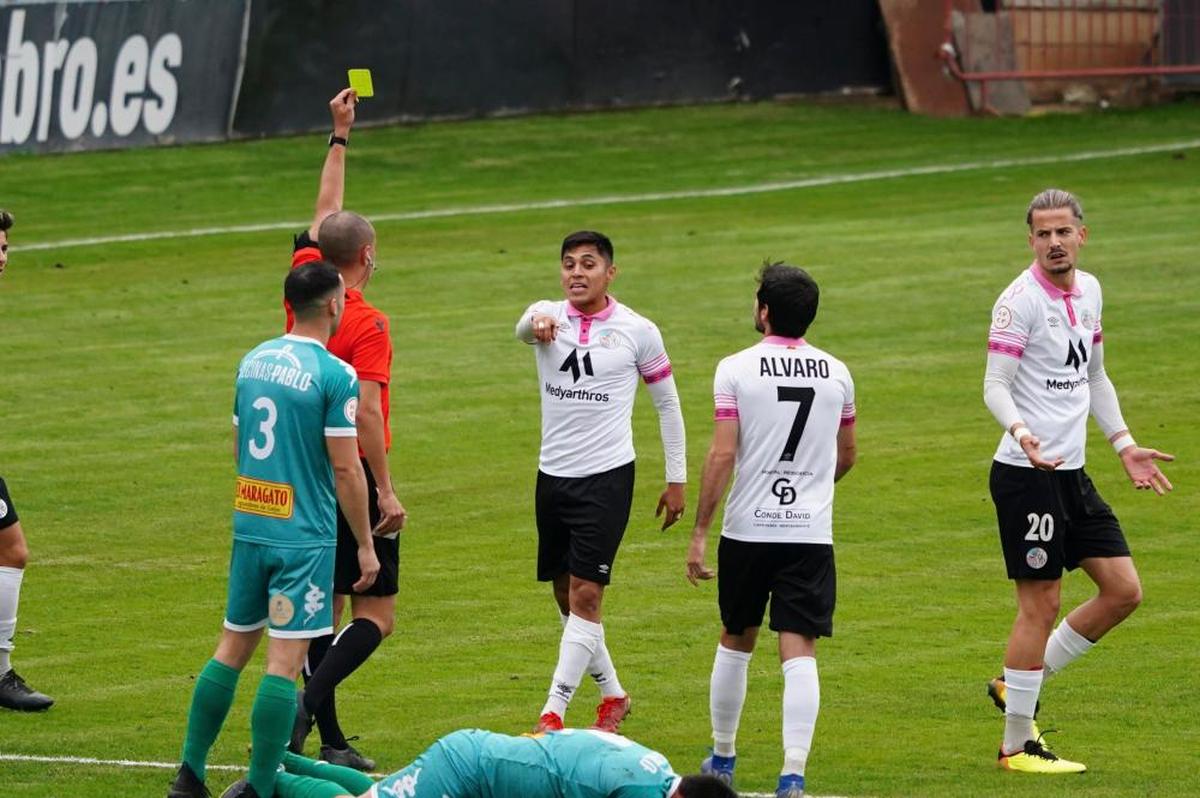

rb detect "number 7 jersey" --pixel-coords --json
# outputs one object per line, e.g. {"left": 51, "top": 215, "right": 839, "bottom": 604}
{"left": 715, "top": 336, "right": 855, "bottom": 544}
{"left": 232, "top": 333, "right": 360, "bottom": 549}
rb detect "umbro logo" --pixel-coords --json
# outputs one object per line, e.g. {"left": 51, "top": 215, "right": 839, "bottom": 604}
{"left": 1064, "top": 338, "right": 1088, "bottom": 372}
{"left": 559, "top": 349, "right": 594, "bottom": 383}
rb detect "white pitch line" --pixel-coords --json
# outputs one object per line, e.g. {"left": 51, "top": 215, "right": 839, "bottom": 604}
{"left": 0, "top": 751, "right": 244, "bottom": 771}
{"left": 0, "top": 752, "right": 852, "bottom": 796}
{"left": 11, "top": 138, "right": 1199, "bottom": 255}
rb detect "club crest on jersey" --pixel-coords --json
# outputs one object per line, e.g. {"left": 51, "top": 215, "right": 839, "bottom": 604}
{"left": 0, "top": 499, "right": 7, "bottom": 518}
{"left": 1081, "top": 309, "right": 1096, "bottom": 330}
{"left": 1026, "top": 547, "right": 1048, "bottom": 570}
{"left": 597, "top": 330, "right": 621, "bottom": 349}
{"left": 993, "top": 306, "right": 1013, "bottom": 329}
{"left": 344, "top": 397, "right": 358, "bottom": 424}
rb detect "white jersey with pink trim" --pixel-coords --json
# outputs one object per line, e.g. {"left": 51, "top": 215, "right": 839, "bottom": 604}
{"left": 988, "top": 264, "right": 1104, "bottom": 469}
{"left": 525, "top": 298, "right": 676, "bottom": 478}
{"left": 715, "top": 337, "right": 855, "bottom": 545}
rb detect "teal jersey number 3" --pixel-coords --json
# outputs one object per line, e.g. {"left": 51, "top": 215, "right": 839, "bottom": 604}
{"left": 232, "top": 334, "right": 359, "bottom": 549}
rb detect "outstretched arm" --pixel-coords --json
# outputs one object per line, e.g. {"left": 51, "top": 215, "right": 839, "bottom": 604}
{"left": 308, "top": 88, "right": 358, "bottom": 240}
{"left": 1088, "top": 342, "right": 1175, "bottom": 494}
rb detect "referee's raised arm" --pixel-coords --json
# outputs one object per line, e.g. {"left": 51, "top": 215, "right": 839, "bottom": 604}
{"left": 308, "top": 88, "right": 358, "bottom": 241}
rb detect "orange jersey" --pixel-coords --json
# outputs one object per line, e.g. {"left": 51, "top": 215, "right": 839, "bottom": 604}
{"left": 288, "top": 243, "right": 392, "bottom": 451}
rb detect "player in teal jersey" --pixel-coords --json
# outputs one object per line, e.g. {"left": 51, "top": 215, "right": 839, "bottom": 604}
{"left": 222, "top": 728, "right": 736, "bottom": 798}
{"left": 168, "top": 261, "right": 381, "bottom": 798}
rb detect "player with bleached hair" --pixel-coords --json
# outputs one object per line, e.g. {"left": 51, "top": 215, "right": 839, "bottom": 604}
{"left": 983, "top": 188, "right": 1174, "bottom": 774}
{"left": 0, "top": 209, "right": 55, "bottom": 713}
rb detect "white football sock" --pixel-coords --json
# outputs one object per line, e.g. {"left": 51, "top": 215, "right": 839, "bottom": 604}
{"left": 710, "top": 644, "right": 752, "bottom": 757}
{"left": 0, "top": 566, "right": 24, "bottom": 675}
{"left": 781, "top": 656, "right": 819, "bottom": 776}
{"left": 1002, "top": 667, "right": 1043, "bottom": 753}
{"left": 559, "top": 611, "right": 623, "bottom": 697}
{"left": 541, "top": 614, "right": 602, "bottom": 718}
{"left": 1043, "top": 619, "right": 1094, "bottom": 678}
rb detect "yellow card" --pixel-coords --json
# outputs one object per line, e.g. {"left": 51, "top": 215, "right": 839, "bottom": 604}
{"left": 348, "top": 68, "right": 374, "bottom": 98}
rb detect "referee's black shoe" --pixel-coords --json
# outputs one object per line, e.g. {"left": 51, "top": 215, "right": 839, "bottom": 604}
{"left": 167, "top": 763, "right": 211, "bottom": 798}
{"left": 0, "top": 669, "right": 54, "bottom": 711}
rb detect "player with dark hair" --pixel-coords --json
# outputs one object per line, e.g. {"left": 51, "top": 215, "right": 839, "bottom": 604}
{"left": 221, "top": 728, "right": 738, "bottom": 798}
{"left": 0, "top": 209, "right": 55, "bottom": 712}
{"left": 687, "top": 263, "right": 856, "bottom": 798}
{"left": 983, "top": 188, "right": 1173, "bottom": 774}
{"left": 517, "top": 230, "right": 687, "bottom": 734}
{"left": 167, "top": 260, "right": 380, "bottom": 798}
{"left": 287, "top": 89, "right": 407, "bottom": 772}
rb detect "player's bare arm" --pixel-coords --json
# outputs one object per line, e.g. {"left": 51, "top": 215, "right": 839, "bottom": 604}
{"left": 308, "top": 87, "right": 358, "bottom": 240}
{"left": 686, "top": 420, "right": 738, "bottom": 585}
{"left": 357, "top": 379, "right": 407, "bottom": 535}
{"left": 834, "top": 423, "right": 857, "bottom": 482}
{"left": 326, "top": 435, "right": 380, "bottom": 592}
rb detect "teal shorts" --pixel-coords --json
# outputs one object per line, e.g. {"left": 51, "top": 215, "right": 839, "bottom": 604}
{"left": 370, "top": 730, "right": 485, "bottom": 798}
{"left": 224, "top": 540, "right": 335, "bottom": 638}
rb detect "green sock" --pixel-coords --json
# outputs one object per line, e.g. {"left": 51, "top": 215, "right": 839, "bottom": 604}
{"left": 247, "top": 674, "right": 298, "bottom": 798}
{"left": 282, "top": 751, "right": 375, "bottom": 794}
{"left": 275, "top": 771, "right": 358, "bottom": 798}
{"left": 180, "top": 658, "right": 241, "bottom": 781}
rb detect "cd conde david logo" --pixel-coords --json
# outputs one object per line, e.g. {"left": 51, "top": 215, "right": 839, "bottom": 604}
{"left": 0, "top": 9, "right": 181, "bottom": 146}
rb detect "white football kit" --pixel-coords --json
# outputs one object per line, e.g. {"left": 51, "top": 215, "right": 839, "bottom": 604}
{"left": 519, "top": 297, "right": 686, "bottom": 481}
{"left": 988, "top": 264, "right": 1104, "bottom": 470}
{"left": 714, "top": 336, "right": 855, "bottom": 545}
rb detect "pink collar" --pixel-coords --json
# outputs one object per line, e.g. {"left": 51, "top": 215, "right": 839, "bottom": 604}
{"left": 1029, "top": 262, "right": 1081, "bottom": 300}
{"left": 763, "top": 335, "right": 807, "bottom": 346}
{"left": 567, "top": 295, "right": 617, "bottom": 321}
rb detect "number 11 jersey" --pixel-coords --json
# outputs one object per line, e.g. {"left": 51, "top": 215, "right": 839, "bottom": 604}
{"left": 714, "top": 336, "right": 855, "bottom": 545}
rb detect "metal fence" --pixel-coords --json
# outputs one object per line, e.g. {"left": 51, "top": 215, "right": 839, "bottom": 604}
{"left": 942, "top": 0, "right": 1200, "bottom": 110}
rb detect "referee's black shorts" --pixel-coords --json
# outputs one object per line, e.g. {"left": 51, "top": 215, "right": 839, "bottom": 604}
{"left": 717, "top": 536, "right": 836, "bottom": 638}
{"left": 0, "top": 476, "right": 18, "bottom": 530}
{"left": 334, "top": 459, "right": 400, "bottom": 596}
{"left": 536, "top": 461, "right": 635, "bottom": 586}
{"left": 990, "top": 461, "right": 1129, "bottom": 581}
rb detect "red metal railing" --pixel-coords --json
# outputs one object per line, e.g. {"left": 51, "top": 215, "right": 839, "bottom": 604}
{"left": 941, "top": 0, "right": 1200, "bottom": 108}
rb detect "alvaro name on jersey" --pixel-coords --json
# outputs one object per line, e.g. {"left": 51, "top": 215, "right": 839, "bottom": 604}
{"left": 716, "top": 337, "right": 855, "bottom": 545}
{"left": 232, "top": 334, "right": 359, "bottom": 549}
{"left": 988, "top": 264, "right": 1103, "bottom": 469}
{"left": 523, "top": 298, "right": 681, "bottom": 480}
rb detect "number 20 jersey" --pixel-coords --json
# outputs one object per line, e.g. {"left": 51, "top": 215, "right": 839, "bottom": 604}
{"left": 232, "top": 334, "right": 360, "bottom": 549}
{"left": 715, "top": 336, "right": 855, "bottom": 545}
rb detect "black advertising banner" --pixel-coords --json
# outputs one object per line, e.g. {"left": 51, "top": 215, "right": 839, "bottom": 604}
{"left": 233, "top": 0, "right": 889, "bottom": 136}
{"left": 0, "top": 0, "right": 249, "bottom": 154}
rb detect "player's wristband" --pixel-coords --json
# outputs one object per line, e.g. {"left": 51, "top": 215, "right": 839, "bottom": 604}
{"left": 1011, "top": 426, "right": 1032, "bottom": 444}
{"left": 328, "top": 133, "right": 348, "bottom": 148}
{"left": 1111, "top": 432, "right": 1136, "bottom": 454}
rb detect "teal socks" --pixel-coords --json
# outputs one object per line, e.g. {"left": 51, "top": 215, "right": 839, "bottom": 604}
{"left": 180, "top": 658, "right": 241, "bottom": 781}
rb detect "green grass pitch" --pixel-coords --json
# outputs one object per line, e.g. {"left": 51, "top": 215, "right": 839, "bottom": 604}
{"left": 1, "top": 98, "right": 1197, "bottom": 796}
